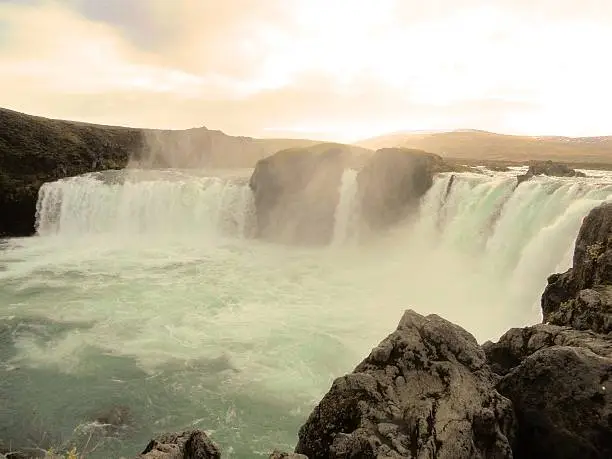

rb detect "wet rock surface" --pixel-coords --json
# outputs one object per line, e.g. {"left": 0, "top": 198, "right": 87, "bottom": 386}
{"left": 249, "top": 145, "right": 349, "bottom": 245}
{"left": 356, "top": 148, "right": 464, "bottom": 231}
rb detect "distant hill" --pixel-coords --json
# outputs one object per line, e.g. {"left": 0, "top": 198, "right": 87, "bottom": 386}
{"left": 356, "top": 130, "right": 612, "bottom": 165}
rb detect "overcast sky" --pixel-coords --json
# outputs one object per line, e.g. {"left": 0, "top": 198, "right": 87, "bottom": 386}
{"left": 1, "top": 0, "right": 610, "bottom": 141}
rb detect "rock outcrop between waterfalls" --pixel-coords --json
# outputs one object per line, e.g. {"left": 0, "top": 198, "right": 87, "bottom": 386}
{"left": 517, "top": 160, "right": 586, "bottom": 184}
{"left": 135, "top": 201, "right": 612, "bottom": 458}
{"left": 249, "top": 146, "right": 465, "bottom": 243}
{"left": 249, "top": 144, "right": 354, "bottom": 245}
{"left": 356, "top": 148, "right": 466, "bottom": 231}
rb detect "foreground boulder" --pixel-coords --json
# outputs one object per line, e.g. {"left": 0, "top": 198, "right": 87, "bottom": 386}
{"left": 484, "top": 324, "right": 612, "bottom": 459}
{"left": 249, "top": 145, "right": 351, "bottom": 245}
{"left": 517, "top": 160, "right": 586, "bottom": 184}
{"left": 498, "top": 346, "right": 611, "bottom": 459}
{"left": 295, "top": 310, "right": 516, "bottom": 458}
{"left": 139, "top": 430, "right": 221, "bottom": 459}
{"left": 356, "top": 148, "right": 464, "bottom": 231}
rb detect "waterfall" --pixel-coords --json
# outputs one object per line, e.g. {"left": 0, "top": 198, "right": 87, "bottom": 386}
{"left": 413, "top": 172, "right": 612, "bottom": 311}
{"left": 35, "top": 170, "right": 255, "bottom": 238}
{"left": 34, "top": 168, "right": 612, "bottom": 268}
{"left": 331, "top": 169, "right": 359, "bottom": 245}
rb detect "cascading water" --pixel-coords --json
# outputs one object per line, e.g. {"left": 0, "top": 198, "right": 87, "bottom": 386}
{"left": 412, "top": 171, "right": 612, "bottom": 315}
{"left": 35, "top": 169, "right": 255, "bottom": 238}
{"left": 2, "top": 166, "right": 612, "bottom": 458}
{"left": 331, "top": 169, "right": 359, "bottom": 245}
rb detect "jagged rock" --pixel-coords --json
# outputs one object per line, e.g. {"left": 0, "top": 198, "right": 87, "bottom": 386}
{"left": 542, "top": 202, "right": 612, "bottom": 333}
{"left": 517, "top": 160, "right": 586, "bottom": 184}
{"left": 545, "top": 287, "right": 612, "bottom": 334}
{"left": 249, "top": 145, "right": 350, "bottom": 245}
{"left": 139, "top": 430, "right": 220, "bottom": 459}
{"left": 295, "top": 310, "right": 516, "bottom": 459}
{"left": 483, "top": 323, "right": 612, "bottom": 376}
{"left": 497, "top": 346, "right": 612, "bottom": 459}
{"left": 356, "top": 148, "right": 464, "bottom": 231}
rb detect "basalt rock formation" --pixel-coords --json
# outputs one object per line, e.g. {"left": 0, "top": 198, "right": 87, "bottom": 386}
{"left": 356, "top": 148, "right": 466, "bottom": 231}
{"left": 248, "top": 146, "right": 469, "bottom": 245}
{"left": 541, "top": 202, "right": 612, "bottom": 333}
{"left": 517, "top": 160, "right": 586, "bottom": 184}
{"left": 249, "top": 145, "right": 352, "bottom": 245}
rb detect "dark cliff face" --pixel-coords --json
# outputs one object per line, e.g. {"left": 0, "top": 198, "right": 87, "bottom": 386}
{"left": 0, "top": 108, "right": 142, "bottom": 236}
{"left": 541, "top": 202, "right": 612, "bottom": 334}
{"left": 249, "top": 146, "right": 348, "bottom": 245}
{"left": 248, "top": 146, "right": 466, "bottom": 245}
{"left": 356, "top": 148, "right": 465, "bottom": 231}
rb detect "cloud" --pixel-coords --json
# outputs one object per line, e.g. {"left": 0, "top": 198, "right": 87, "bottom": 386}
{"left": 0, "top": 0, "right": 611, "bottom": 139}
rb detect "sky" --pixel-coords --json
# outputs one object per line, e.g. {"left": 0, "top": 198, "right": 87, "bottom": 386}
{"left": 0, "top": 0, "right": 611, "bottom": 142}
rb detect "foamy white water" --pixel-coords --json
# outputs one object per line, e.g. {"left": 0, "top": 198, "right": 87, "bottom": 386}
{"left": 35, "top": 170, "right": 255, "bottom": 238}
{"left": 1, "top": 167, "right": 612, "bottom": 458}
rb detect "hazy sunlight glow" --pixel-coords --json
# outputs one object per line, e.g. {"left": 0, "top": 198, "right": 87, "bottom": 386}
{"left": 0, "top": 0, "right": 611, "bottom": 138}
